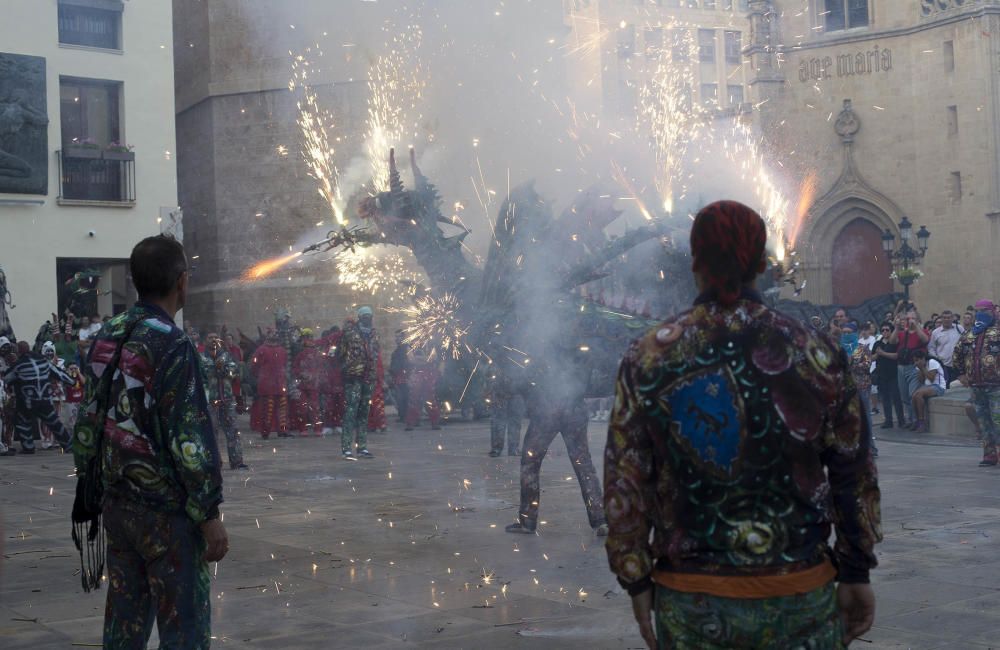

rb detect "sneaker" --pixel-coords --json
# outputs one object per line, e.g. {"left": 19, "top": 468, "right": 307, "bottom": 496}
{"left": 508, "top": 449, "right": 520, "bottom": 457}
{"left": 358, "top": 448, "right": 375, "bottom": 459}
{"left": 322, "top": 427, "right": 334, "bottom": 436}
{"left": 20, "top": 448, "right": 35, "bottom": 455}
{"left": 916, "top": 420, "right": 929, "bottom": 433}
{"left": 593, "top": 523, "right": 609, "bottom": 537}
{"left": 0, "top": 448, "right": 16, "bottom": 457}
{"left": 881, "top": 421, "right": 894, "bottom": 429}
{"left": 871, "top": 408, "right": 880, "bottom": 415}
{"left": 504, "top": 521, "right": 536, "bottom": 534}
{"left": 342, "top": 450, "right": 355, "bottom": 460}
{"left": 872, "top": 447, "right": 879, "bottom": 458}
{"left": 231, "top": 462, "right": 249, "bottom": 470}
{"left": 40, "top": 442, "right": 53, "bottom": 450}
{"left": 333, "top": 427, "right": 343, "bottom": 435}
{"left": 488, "top": 450, "right": 501, "bottom": 458}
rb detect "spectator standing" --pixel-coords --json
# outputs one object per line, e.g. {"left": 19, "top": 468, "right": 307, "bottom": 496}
{"left": 888, "top": 311, "right": 929, "bottom": 427}
{"left": 71, "top": 234, "right": 227, "bottom": 647}
{"left": 928, "top": 310, "right": 961, "bottom": 387}
{"left": 873, "top": 323, "right": 905, "bottom": 429}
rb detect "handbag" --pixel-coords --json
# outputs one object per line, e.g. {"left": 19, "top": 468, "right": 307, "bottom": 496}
{"left": 71, "top": 317, "right": 139, "bottom": 592}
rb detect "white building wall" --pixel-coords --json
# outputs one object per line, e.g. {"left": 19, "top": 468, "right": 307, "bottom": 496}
{"left": 0, "top": 0, "right": 178, "bottom": 339}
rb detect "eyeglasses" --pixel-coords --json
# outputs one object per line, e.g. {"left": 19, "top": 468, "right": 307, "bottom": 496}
{"left": 880, "top": 328, "right": 890, "bottom": 332}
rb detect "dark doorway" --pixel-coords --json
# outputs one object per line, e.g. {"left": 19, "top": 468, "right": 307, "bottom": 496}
{"left": 831, "top": 216, "right": 893, "bottom": 307}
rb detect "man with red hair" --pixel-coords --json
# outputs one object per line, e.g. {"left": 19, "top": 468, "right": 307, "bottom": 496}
{"left": 604, "top": 201, "right": 881, "bottom": 648}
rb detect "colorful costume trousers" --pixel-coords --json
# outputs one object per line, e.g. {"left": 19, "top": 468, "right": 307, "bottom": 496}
{"left": 406, "top": 370, "right": 440, "bottom": 427}
{"left": 970, "top": 386, "right": 1000, "bottom": 459}
{"left": 209, "top": 399, "right": 244, "bottom": 468}
{"left": 14, "top": 399, "right": 70, "bottom": 451}
{"left": 490, "top": 392, "right": 524, "bottom": 455}
{"left": 653, "top": 582, "right": 843, "bottom": 649}
{"left": 254, "top": 395, "right": 287, "bottom": 436}
{"left": 518, "top": 404, "right": 605, "bottom": 528}
{"left": 342, "top": 380, "right": 373, "bottom": 452}
{"left": 102, "top": 498, "right": 211, "bottom": 650}
{"left": 59, "top": 401, "right": 80, "bottom": 432}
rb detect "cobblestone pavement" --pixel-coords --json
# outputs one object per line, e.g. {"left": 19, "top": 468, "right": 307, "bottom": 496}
{"left": 1, "top": 415, "right": 999, "bottom": 649}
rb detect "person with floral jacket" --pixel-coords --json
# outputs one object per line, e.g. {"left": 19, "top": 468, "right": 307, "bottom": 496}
{"left": 337, "top": 307, "right": 379, "bottom": 458}
{"left": 201, "top": 332, "right": 247, "bottom": 469}
{"left": 952, "top": 299, "right": 1000, "bottom": 466}
{"left": 71, "top": 235, "right": 226, "bottom": 649}
{"left": 604, "top": 202, "right": 881, "bottom": 649}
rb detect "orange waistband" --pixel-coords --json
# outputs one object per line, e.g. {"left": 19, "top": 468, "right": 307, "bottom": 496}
{"left": 653, "top": 559, "right": 836, "bottom": 599}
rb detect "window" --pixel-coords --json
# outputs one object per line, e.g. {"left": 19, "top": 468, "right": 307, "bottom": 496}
{"left": 699, "top": 29, "right": 716, "bottom": 64}
{"left": 824, "top": 0, "right": 869, "bottom": 32}
{"left": 60, "top": 77, "right": 121, "bottom": 148}
{"left": 947, "top": 106, "right": 958, "bottom": 137}
{"left": 724, "top": 31, "right": 742, "bottom": 64}
{"left": 944, "top": 41, "right": 955, "bottom": 73}
{"left": 700, "top": 83, "right": 719, "bottom": 108}
{"left": 950, "top": 172, "right": 962, "bottom": 203}
{"left": 58, "top": 0, "right": 123, "bottom": 50}
{"left": 727, "top": 84, "right": 744, "bottom": 106}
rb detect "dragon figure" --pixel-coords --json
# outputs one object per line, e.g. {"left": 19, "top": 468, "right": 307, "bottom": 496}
{"left": 334, "top": 148, "right": 696, "bottom": 406}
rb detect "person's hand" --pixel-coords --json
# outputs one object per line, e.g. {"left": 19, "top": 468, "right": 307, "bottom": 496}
{"left": 200, "top": 518, "right": 229, "bottom": 562}
{"left": 630, "top": 589, "right": 656, "bottom": 649}
{"left": 837, "top": 583, "right": 875, "bottom": 642}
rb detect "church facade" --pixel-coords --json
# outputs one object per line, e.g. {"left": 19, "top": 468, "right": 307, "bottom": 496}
{"left": 749, "top": 1, "right": 1000, "bottom": 312}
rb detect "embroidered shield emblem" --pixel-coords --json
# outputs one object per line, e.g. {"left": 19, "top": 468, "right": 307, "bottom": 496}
{"left": 662, "top": 366, "right": 745, "bottom": 474}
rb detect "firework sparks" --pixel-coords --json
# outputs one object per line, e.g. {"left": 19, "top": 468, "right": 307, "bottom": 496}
{"left": 242, "top": 252, "right": 303, "bottom": 282}
{"left": 366, "top": 27, "right": 426, "bottom": 192}
{"left": 292, "top": 52, "right": 346, "bottom": 224}
{"left": 638, "top": 24, "right": 707, "bottom": 212}
{"left": 335, "top": 248, "right": 424, "bottom": 305}
{"left": 386, "top": 292, "right": 470, "bottom": 359}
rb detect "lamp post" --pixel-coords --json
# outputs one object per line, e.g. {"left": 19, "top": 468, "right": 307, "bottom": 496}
{"left": 881, "top": 217, "right": 931, "bottom": 301}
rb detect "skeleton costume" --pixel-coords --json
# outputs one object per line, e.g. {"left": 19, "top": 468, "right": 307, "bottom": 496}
{"left": 3, "top": 343, "right": 75, "bottom": 452}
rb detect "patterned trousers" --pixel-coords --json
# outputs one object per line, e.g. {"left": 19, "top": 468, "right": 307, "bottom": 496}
{"left": 518, "top": 403, "right": 605, "bottom": 528}
{"left": 342, "top": 380, "right": 373, "bottom": 452}
{"left": 258, "top": 395, "right": 287, "bottom": 435}
{"left": 210, "top": 399, "right": 244, "bottom": 468}
{"left": 102, "top": 499, "right": 211, "bottom": 650}
{"left": 14, "top": 400, "right": 70, "bottom": 451}
{"left": 490, "top": 393, "right": 524, "bottom": 454}
{"left": 653, "top": 582, "right": 844, "bottom": 649}
{"left": 970, "top": 386, "right": 1000, "bottom": 456}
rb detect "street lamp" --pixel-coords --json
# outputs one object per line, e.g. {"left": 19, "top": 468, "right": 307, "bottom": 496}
{"left": 882, "top": 218, "right": 930, "bottom": 301}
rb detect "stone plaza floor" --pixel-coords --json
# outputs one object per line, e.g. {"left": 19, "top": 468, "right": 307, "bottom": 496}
{"left": 1, "top": 416, "right": 1000, "bottom": 649}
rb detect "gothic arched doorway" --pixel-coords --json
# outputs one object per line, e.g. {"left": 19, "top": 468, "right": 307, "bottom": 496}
{"left": 831, "top": 217, "right": 893, "bottom": 306}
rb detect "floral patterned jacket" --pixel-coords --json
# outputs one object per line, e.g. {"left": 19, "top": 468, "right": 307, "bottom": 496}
{"left": 339, "top": 322, "right": 379, "bottom": 384}
{"left": 73, "top": 304, "right": 223, "bottom": 523}
{"left": 604, "top": 292, "right": 881, "bottom": 591}
{"left": 952, "top": 321, "right": 1000, "bottom": 387}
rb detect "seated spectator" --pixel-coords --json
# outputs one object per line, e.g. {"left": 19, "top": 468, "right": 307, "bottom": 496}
{"left": 910, "top": 349, "right": 946, "bottom": 433}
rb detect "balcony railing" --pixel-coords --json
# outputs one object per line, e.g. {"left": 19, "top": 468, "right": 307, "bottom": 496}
{"left": 57, "top": 149, "right": 135, "bottom": 204}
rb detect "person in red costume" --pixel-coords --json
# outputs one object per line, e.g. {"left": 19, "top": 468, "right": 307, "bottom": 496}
{"left": 319, "top": 326, "right": 345, "bottom": 436}
{"left": 367, "top": 347, "right": 387, "bottom": 433}
{"left": 250, "top": 330, "right": 289, "bottom": 439}
{"left": 292, "top": 329, "right": 323, "bottom": 436}
{"left": 405, "top": 348, "right": 441, "bottom": 431}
